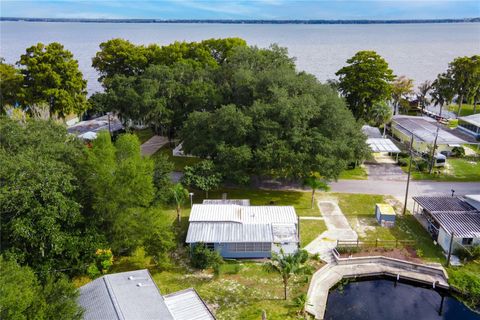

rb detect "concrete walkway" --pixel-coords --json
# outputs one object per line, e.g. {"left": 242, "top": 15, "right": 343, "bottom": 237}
{"left": 306, "top": 255, "right": 449, "bottom": 320}
{"left": 299, "top": 216, "right": 324, "bottom": 220}
{"left": 304, "top": 201, "right": 357, "bottom": 263}
{"left": 140, "top": 135, "right": 168, "bottom": 156}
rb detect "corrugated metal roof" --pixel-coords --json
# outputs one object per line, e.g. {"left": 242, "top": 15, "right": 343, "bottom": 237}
{"left": 392, "top": 116, "right": 466, "bottom": 145}
{"left": 362, "top": 125, "right": 383, "bottom": 138}
{"left": 202, "top": 199, "right": 250, "bottom": 206}
{"left": 67, "top": 114, "right": 124, "bottom": 136}
{"left": 431, "top": 212, "right": 480, "bottom": 238}
{"left": 164, "top": 288, "right": 215, "bottom": 320}
{"left": 367, "top": 138, "right": 401, "bottom": 153}
{"left": 272, "top": 224, "right": 298, "bottom": 242}
{"left": 79, "top": 269, "right": 174, "bottom": 320}
{"left": 459, "top": 113, "right": 480, "bottom": 127}
{"left": 189, "top": 205, "right": 297, "bottom": 224}
{"left": 376, "top": 203, "right": 396, "bottom": 216}
{"left": 413, "top": 196, "right": 476, "bottom": 212}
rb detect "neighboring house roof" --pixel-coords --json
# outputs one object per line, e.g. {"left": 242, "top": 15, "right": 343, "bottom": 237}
{"left": 366, "top": 138, "right": 401, "bottom": 153}
{"left": 459, "top": 114, "right": 480, "bottom": 127}
{"left": 164, "top": 289, "right": 215, "bottom": 320}
{"left": 78, "top": 269, "right": 214, "bottom": 320}
{"left": 203, "top": 199, "right": 251, "bottom": 206}
{"left": 465, "top": 195, "right": 480, "bottom": 211}
{"left": 413, "top": 196, "right": 480, "bottom": 238}
{"left": 362, "top": 125, "right": 383, "bottom": 139}
{"left": 392, "top": 116, "right": 466, "bottom": 145}
{"left": 186, "top": 204, "right": 299, "bottom": 244}
{"left": 67, "top": 114, "right": 124, "bottom": 137}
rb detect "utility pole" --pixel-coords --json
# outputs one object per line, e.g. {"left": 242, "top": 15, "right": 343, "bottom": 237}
{"left": 403, "top": 134, "right": 414, "bottom": 216}
{"left": 429, "top": 127, "right": 440, "bottom": 174}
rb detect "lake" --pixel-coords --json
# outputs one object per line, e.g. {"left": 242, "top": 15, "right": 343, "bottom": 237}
{"left": 325, "top": 278, "right": 480, "bottom": 320}
{"left": 1, "top": 22, "right": 479, "bottom": 94}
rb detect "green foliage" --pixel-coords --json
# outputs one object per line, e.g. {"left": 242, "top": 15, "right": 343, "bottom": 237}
{"left": 143, "top": 223, "right": 176, "bottom": 269}
{"left": 451, "top": 146, "right": 466, "bottom": 157}
{"left": 369, "top": 101, "right": 392, "bottom": 127}
{"left": 431, "top": 72, "right": 455, "bottom": 109}
{"left": 448, "top": 267, "right": 480, "bottom": 308}
{"left": 18, "top": 42, "right": 88, "bottom": 118}
{"left": 182, "top": 160, "right": 222, "bottom": 198}
{"left": 190, "top": 243, "right": 224, "bottom": 270}
{"left": 0, "top": 59, "right": 23, "bottom": 112}
{"left": 264, "top": 249, "right": 310, "bottom": 300}
{"left": 0, "top": 257, "right": 83, "bottom": 320}
{"left": 336, "top": 50, "right": 395, "bottom": 121}
{"left": 446, "top": 55, "right": 480, "bottom": 116}
{"left": 170, "top": 183, "right": 189, "bottom": 222}
{"left": 391, "top": 76, "right": 414, "bottom": 115}
{"left": 153, "top": 153, "right": 174, "bottom": 201}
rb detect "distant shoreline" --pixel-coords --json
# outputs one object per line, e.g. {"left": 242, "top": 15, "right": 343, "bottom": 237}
{"left": 1, "top": 17, "right": 479, "bottom": 24}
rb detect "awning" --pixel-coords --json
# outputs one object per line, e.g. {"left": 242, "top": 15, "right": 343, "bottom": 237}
{"left": 366, "top": 138, "right": 401, "bottom": 153}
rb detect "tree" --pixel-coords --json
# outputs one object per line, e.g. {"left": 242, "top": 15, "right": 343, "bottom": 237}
{"left": 170, "top": 183, "right": 189, "bottom": 222}
{"left": 431, "top": 73, "right": 455, "bottom": 117}
{"left": 182, "top": 160, "right": 222, "bottom": 198}
{"left": 446, "top": 55, "right": 480, "bottom": 117}
{"left": 336, "top": 51, "right": 395, "bottom": 121}
{"left": 369, "top": 101, "right": 393, "bottom": 136}
{"left": 264, "top": 249, "right": 310, "bottom": 300}
{"left": 0, "top": 59, "right": 23, "bottom": 113}
{"left": 416, "top": 80, "right": 432, "bottom": 112}
{"left": 190, "top": 243, "right": 223, "bottom": 272}
{"left": 143, "top": 223, "right": 176, "bottom": 269}
{"left": 303, "top": 176, "right": 330, "bottom": 209}
{"left": 391, "top": 76, "right": 414, "bottom": 115}
{"left": 18, "top": 42, "right": 88, "bottom": 118}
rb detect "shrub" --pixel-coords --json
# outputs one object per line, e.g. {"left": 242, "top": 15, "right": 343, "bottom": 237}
{"left": 415, "top": 158, "right": 429, "bottom": 172}
{"left": 448, "top": 268, "right": 480, "bottom": 308}
{"left": 336, "top": 246, "right": 360, "bottom": 254}
{"left": 397, "top": 158, "right": 408, "bottom": 167}
{"left": 191, "top": 243, "right": 223, "bottom": 270}
{"left": 451, "top": 146, "right": 465, "bottom": 157}
{"left": 88, "top": 249, "right": 113, "bottom": 279}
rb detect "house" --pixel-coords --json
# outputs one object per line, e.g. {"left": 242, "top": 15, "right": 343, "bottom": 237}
{"left": 78, "top": 269, "right": 215, "bottom": 320}
{"left": 67, "top": 114, "right": 124, "bottom": 140}
{"left": 412, "top": 196, "right": 480, "bottom": 252}
{"left": 186, "top": 202, "right": 299, "bottom": 258}
{"left": 391, "top": 116, "right": 466, "bottom": 154}
{"left": 458, "top": 114, "right": 480, "bottom": 139}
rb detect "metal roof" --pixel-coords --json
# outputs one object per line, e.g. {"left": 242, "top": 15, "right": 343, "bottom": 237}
{"left": 459, "top": 114, "right": 480, "bottom": 127}
{"left": 186, "top": 222, "right": 298, "bottom": 243}
{"left": 164, "top": 288, "right": 215, "bottom": 320}
{"left": 366, "top": 138, "right": 401, "bottom": 153}
{"left": 376, "top": 203, "right": 396, "bottom": 216}
{"left": 79, "top": 270, "right": 215, "bottom": 320}
{"left": 362, "top": 125, "right": 383, "bottom": 138}
{"left": 413, "top": 196, "right": 476, "bottom": 212}
{"left": 189, "top": 204, "right": 297, "bottom": 224}
{"left": 67, "top": 114, "right": 124, "bottom": 136}
{"left": 392, "top": 116, "right": 466, "bottom": 145}
{"left": 413, "top": 196, "right": 480, "bottom": 237}
{"left": 78, "top": 269, "right": 174, "bottom": 320}
{"left": 202, "top": 199, "right": 250, "bottom": 206}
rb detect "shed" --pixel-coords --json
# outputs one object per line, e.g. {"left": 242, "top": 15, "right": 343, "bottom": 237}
{"left": 375, "top": 203, "right": 396, "bottom": 227}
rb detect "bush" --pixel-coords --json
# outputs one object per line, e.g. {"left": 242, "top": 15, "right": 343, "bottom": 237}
{"left": 455, "top": 245, "right": 480, "bottom": 262}
{"left": 397, "top": 158, "right": 408, "bottom": 167}
{"left": 336, "top": 246, "right": 360, "bottom": 254}
{"left": 448, "top": 268, "right": 480, "bottom": 308}
{"left": 191, "top": 243, "right": 223, "bottom": 270}
{"left": 415, "top": 158, "right": 429, "bottom": 172}
{"left": 451, "top": 146, "right": 465, "bottom": 157}
{"left": 88, "top": 249, "right": 113, "bottom": 279}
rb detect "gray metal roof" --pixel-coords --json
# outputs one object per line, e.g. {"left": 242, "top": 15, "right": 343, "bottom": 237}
{"left": 79, "top": 270, "right": 215, "bottom": 320}
{"left": 459, "top": 113, "right": 480, "bottom": 127}
{"left": 392, "top": 116, "right": 466, "bottom": 145}
{"left": 164, "top": 289, "right": 215, "bottom": 320}
{"left": 362, "top": 125, "right": 383, "bottom": 138}
{"left": 67, "top": 114, "right": 124, "bottom": 136}
{"left": 413, "top": 196, "right": 480, "bottom": 237}
{"left": 202, "top": 199, "right": 250, "bottom": 206}
{"left": 189, "top": 204, "right": 297, "bottom": 224}
{"left": 366, "top": 138, "right": 401, "bottom": 153}
{"left": 79, "top": 269, "right": 174, "bottom": 320}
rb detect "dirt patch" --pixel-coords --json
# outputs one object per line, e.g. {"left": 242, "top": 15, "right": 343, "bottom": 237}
{"left": 339, "top": 247, "right": 423, "bottom": 264}
{"left": 350, "top": 217, "right": 376, "bottom": 237}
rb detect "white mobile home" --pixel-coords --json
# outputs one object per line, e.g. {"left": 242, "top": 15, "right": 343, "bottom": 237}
{"left": 186, "top": 203, "right": 299, "bottom": 258}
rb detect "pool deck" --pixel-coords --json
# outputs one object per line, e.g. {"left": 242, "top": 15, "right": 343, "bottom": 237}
{"left": 306, "top": 253, "right": 449, "bottom": 320}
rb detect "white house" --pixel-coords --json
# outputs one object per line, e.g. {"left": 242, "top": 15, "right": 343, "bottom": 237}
{"left": 186, "top": 202, "right": 299, "bottom": 258}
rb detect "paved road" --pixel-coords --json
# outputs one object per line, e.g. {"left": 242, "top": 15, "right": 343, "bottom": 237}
{"left": 330, "top": 179, "right": 480, "bottom": 197}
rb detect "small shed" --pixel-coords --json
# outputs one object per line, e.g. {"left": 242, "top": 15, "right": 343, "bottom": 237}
{"left": 375, "top": 203, "right": 396, "bottom": 227}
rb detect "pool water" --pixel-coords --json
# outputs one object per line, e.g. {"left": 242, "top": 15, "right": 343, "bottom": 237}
{"left": 324, "top": 278, "right": 480, "bottom": 320}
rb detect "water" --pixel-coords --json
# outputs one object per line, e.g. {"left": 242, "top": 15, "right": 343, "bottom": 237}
{"left": 325, "top": 279, "right": 480, "bottom": 320}
{"left": 1, "top": 22, "right": 479, "bottom": 94}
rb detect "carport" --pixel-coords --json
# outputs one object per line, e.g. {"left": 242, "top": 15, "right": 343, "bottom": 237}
{"left": 366, "top": 138, "right": 402, "bottom": 162}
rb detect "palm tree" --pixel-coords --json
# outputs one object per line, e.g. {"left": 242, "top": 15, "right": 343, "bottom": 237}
{"left": 170, "top": 183, "right": 189, "bottom": 222}
{"left": 264, "top": 249, "right": 310, "bottom": 300}
{"left": 416, "top": 80, "right": 432, "bottom": 113}
{"left": 303, "top": 176, "right": 330, "bottom": 209}
{"left": 431, "top": 73, "right": 455, "bottom": 118}
{"left": 293, "top": 293, "right": 309, "bottom": 319}
{"left": 391, "top": 76, "right": 414, "bottom": 115}
{"left": 370, "top": 101, "right": 392, "bottom": 137}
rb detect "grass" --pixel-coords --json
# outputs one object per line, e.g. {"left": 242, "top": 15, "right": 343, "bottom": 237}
{"left": 338, "top": 166, "right": 368, "bottom": 180}
{"left": 153, "top": 146, "right": 201, "bottom": 171}
{"left": 405, "top": 158, "right": 480, "bottom": 182}
{"left": 300, "top": 219, "right": 327, "bottom": 247}
{"left": 133, "top": 128, "right": 155, "bottom": 143}
{"left": 326, "top": 193, "right": 445, "bottom": 263}
{"left": 448, "top": 103, "right": 479, "bottom": 117}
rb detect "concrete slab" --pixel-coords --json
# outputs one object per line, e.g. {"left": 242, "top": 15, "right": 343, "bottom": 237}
{"left": 141, "top": 135, "right": 168, "bottom": 156}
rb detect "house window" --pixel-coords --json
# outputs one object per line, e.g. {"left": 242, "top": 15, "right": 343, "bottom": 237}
{"left": 205, "top": 243, "right": 215, "bottom": 250}
{"left": 462, "top": 238, "right": 473, "bottom": 246}
{"left": 227, "top": 243, "right": 271, "bottom": 252}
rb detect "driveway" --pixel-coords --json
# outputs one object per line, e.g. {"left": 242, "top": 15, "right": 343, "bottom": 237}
{"left": 365, "top": 162, "right": 407, "bottom": 181}
{"left": 140, "top": 135, "right": 168, "bottom": 156}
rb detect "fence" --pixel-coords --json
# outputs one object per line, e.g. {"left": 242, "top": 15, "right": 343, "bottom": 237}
{"left": 336, "top": 239, "right": 416, "bottom": 249}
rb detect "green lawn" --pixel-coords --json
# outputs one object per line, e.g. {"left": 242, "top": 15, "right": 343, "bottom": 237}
{"left": 153, "top": 146, "right": 202, "bottom": 171}
{"left": 133, "top": 128, "right": 155, "bottom": 143}
{"left": 326, "top": 193, "right": 445, "bottom": 263}
{"left": 448, "top": 103, "right": 479, "bottom": 117}
{"left": 300, "top": 219, "right": 327, "bottom": 248}
{"left": 407, "top": 158, "right": 480, "bottom": 182}
{"left": 338, "top": 166, "right": 368, "bottom": 180}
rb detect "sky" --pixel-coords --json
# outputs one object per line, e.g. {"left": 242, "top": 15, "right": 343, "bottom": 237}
{"left": 1, "top": 0, "right": 479, "bottom": 20}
